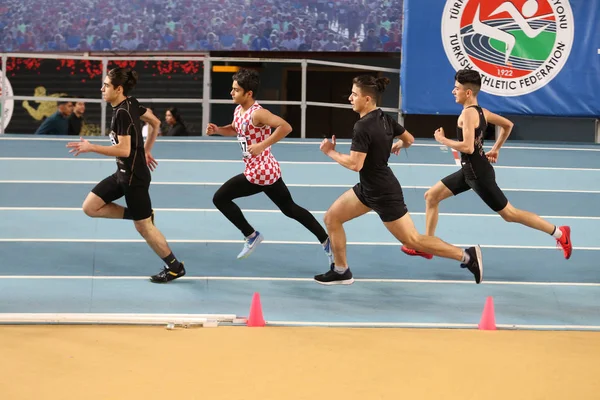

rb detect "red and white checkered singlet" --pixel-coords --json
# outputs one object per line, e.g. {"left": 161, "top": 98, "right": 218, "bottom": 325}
{"left": 232, "top": 102, "right": 281, "bottom": 186}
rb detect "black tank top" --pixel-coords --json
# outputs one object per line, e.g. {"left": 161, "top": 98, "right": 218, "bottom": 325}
{"left": 456, "top": 105, "right": 492, "bottom": 179}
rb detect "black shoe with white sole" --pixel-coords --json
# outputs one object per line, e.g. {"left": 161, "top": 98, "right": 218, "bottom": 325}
{"left": 461, "top": 245, "right": 483, "bottom": 284}
{"left": 314, "top": 264, "right": 354, "bottom": 285}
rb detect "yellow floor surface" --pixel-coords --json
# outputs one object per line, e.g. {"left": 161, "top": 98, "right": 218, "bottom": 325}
{"left": 1, "top": 326, "right": 599, "bottom": 400}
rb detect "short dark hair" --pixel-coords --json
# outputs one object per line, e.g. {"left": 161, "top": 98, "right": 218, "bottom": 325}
{"left": 232, "top": 68, "right": 260, "bottom": 98}
{"left": 107, "top": 67, "right": 138, "bottom": 95}
{"left": 352, "top": 75, "right": 391, "bottom": 105}
{"left": 455, "top": 69, "right": 481, "bottom": 95}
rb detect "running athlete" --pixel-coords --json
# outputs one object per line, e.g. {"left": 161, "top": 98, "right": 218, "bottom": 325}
{"left": 401, "top": 69, "right": 572, "bottom": 260}
{"left": 314, "top": 75, "right": 483, "bottom": 285}
{"left": 206, "top": 68, "right": 333, "bottom": 263}
{"left": 66, "top": 67, "right": 186, "bottom": 283}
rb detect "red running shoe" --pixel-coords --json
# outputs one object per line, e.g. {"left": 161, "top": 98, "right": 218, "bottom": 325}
{"left": 556, "top": 226, "right": 572, "bottom": 260}
{"left": 401, "top": 245, "right": 433, "bottom": 260}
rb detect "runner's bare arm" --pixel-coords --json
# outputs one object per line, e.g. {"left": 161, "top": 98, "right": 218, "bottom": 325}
{"left": 251, "top": 108, "right": 292, "bottom": 147}
{"left": 483, "top": 108, "right": 514, "bottom": 152}
{"left": 435, "top": 108, "right": 477, "bottom": 154}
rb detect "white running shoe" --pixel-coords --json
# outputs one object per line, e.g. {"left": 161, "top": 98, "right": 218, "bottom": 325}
{"left": 237, "top": 231, "right": 264, "bottom": 259}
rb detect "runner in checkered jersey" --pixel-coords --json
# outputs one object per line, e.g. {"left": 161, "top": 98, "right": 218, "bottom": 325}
{"left": 207, "top": 68, "right": 334, "bottom": 262}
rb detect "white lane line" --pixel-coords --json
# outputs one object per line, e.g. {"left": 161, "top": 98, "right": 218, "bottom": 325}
{"left": 0, "top": 207, "right": 598, "bottom": 220}
{"left": 0, "top": 275, "right": 598, "bottom": 287}
{"left": 2, "top": 137, "right": 600, "bottom": 152}
{"left": 1, "top": 180, "right": 599, "bottom": 193}
{"left": 2, "top": 157, "right": 600, "bottom": 172}
{"left": 0, "top": 238, "right": 597, "bottom": 250}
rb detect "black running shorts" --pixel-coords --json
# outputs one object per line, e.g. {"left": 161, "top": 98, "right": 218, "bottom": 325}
{"left": 441, "top": 168, "right": 508, "bottom": 212}
{"left": 91, "top": 172, "right": 152, "bottom": 221}
{"left": 352, "top": 183, "right": 408, "bottom": 222}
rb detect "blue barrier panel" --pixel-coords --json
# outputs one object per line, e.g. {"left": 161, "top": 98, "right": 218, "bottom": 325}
{"left": 401, "top": 0, "right": 600, "bottom": 116}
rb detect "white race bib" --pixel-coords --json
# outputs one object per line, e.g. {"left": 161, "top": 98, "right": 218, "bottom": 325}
{"left": 237, "top": 135, "right": 251, "bottom": 159}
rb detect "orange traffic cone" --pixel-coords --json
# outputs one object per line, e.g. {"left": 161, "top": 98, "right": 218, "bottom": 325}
{"left": 247, "top": 292, "right": 266, "bottom": 327}
{"left": 478, "top": 296, "right": 497, "bottom": 330}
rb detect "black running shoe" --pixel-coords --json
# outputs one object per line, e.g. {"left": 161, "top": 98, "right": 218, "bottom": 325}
{"left": 314, "top": 264, "right": 354, "bottom": 285}
{"left": 461, "top": 246, "right": 483, "bottom": 284}
{"left": 150, "top": 263, "right": 186, "bottom": 283}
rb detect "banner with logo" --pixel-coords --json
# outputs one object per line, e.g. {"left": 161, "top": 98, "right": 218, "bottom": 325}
{"left": 0, "top": 70, "right": 14, "bottom": 132}
{"left": 400, "top": 0, "right": 600, "bottom": 116}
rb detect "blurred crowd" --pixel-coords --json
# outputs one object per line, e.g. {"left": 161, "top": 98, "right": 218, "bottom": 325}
{"left": 0, "top": 0, "right": 403, "bottom": 52}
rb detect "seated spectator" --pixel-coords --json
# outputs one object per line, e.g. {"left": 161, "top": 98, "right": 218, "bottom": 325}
{"left": 231, "top": 37, "right": 248, "bottom": 50}
{"left": 220, "top": 26, "right": 236, "bottom": 49}
{"left": 360, "top": 28, "right": 383, "bottom": 51}
{"left": 164, "top": 107, "right": 188, "bottom": 136}
{"left": 379, "top": 27, "right": 390, "bottom": 45}
{"left": 280, "top": 31, "right": 299, "bottom": 50}
{"left": 315, "top": 12, "right": 329, "bottom": 32}
{"left": 34, "top": 100, "right": 74, "bottom": 135}
{"left": 68, "top": 98, "right": 86, "bottom": 136}
{"left": 322, "top": 32, "right": 339, "bottom": 51}
{"left": 250, "top": 33, "right": 270, "bottom": 51}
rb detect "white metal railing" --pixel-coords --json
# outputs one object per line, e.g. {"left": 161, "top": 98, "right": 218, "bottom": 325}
{"left": 1, "top": 53, "right": 402, "bottom": 138}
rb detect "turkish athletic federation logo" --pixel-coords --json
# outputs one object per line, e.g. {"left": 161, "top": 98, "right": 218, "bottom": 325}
{"left": 0, "top": 69, "right": 14, "bottom": 131}
{"left": 442, "top": 0, "right": 574, "bottom": 96}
